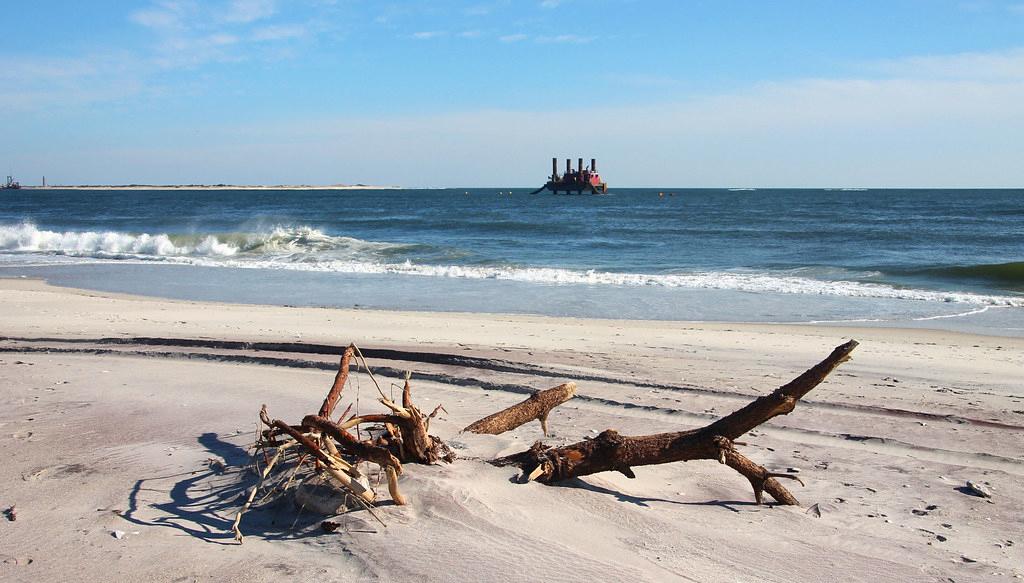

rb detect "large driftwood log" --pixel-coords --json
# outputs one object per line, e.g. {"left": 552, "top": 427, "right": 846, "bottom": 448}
{"left": 464, "top": 382, "right": 577, "bottom": 436}
{"left": 493, "top": 340, "right": 858, "bottom": 505}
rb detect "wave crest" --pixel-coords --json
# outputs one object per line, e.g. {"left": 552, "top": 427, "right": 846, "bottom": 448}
{"left": 0, "top": 222, "right": 238, "bottom": 258}
{"left": 0, "top": 222, "right": 414, "bottom": 261}
{"left": 2, "top": 222, "right": 1022, "bottom": 308}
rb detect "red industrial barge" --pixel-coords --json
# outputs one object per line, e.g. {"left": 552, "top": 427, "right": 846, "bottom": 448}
{"left": 533, "top": 157, "right": 607, "bottom": 194}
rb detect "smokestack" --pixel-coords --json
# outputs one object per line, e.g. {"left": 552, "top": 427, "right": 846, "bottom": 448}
{"left": 591, "top": 159, "right": 596, "bottom": 172}
{"left": 566, "top": 159, "right": 571, "bottom": 174}
{"left": 578, "top": 158, "right": 583, "bottom": 174}
{"left": 552, "top": 157, "right": 558, "bottom": 179}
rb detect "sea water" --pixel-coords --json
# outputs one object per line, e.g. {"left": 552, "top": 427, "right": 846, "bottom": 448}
{"left": 1, "top": 188, "right": 1022, "bottom": 335}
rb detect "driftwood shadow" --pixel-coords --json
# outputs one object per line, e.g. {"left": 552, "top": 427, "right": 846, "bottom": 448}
{"left": 119, "top": 432, "right": 341, "bottom": 544}
{"left": 551, "top": 477, "right": 689, "bottom": 508}
{"left": 552, "top": 477, "right": 775, "bottom": 512}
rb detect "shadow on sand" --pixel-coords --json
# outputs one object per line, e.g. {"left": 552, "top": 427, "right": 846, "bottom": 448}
{"left": 119, "top": 432, "right": 354, "bottom": 545}
{"left": 552, "top": 477, "right": 767, "bottom": 512}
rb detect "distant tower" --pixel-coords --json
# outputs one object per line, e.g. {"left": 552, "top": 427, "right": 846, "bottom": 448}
{"left": 42, "top": 176, "right": 46, "bottom": 187}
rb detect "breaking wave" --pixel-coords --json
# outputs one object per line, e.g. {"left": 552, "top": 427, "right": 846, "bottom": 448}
{"left": 0, "top": 222, "right": 415, "bottom": 261}
{"left": 2, "top": 222, "right": 1023, "bottom": 308}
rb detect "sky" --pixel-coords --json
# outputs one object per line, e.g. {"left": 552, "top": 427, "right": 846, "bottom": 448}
{"left": 2, "top": 0, "right": 1024, "bottom": 187}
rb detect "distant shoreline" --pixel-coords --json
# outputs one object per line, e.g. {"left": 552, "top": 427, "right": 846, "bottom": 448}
{"left": 19, "top": 184, "right": 401, "bottom": 191}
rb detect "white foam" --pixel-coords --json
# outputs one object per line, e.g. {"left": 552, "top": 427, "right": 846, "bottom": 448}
{"left": 0, "top": 223, "right": 407, "bottom": 260}
{"left": 183, "top": 257, "right": 1024, "bottom": 307}
{"left": 3, "top": 222, "right": 1023, "bottom": 308}
{"left": 0, "top": 222, "right": 238, "bottom": 258}
{"left": 912, "top": 306, "right": 993, "bottom": 320}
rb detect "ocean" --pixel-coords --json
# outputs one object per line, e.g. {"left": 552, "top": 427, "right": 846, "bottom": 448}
{"left": 2, "top": 187, "right": 1022, "bottom": 335}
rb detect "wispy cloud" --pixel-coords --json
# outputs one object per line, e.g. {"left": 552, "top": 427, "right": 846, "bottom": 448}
{"left": 872, "top": 47, "right": 1024, "bottom": 80}
{"left": 536, "top": 34, "right": 595, "bottom": 44}
{"left": 0, "top": 1, "right": 327, "bottom": 110}
{"left": 129, "top": 0, "right": 315, "bottom": 68}
{"left": 222, "top": 0, "right": 276, "bottom": 24}
{"left": 412, "top": 31, "right": 447, "bottom": 40}
{"left": 539, "top": 0, "right": 564, "bottom": 8}
{"left": 499, "top": 33, "right": 528, "bottom": 42}
{"left": 604, "top": 73, "right": 682, "bottom": 88}
{"left": 0, "top": 53, "right": 147, "bottom": 110}
{"left": 252, "top": 23, "right": 308, "bottom": 41}
{"left": 466, "top": 1, "right": 510, "bottom": 16}
{"left": 187, "top": 47, "right": 1024, "bottom": 187}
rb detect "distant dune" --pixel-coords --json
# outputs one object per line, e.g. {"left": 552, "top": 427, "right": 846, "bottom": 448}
{"left": 22, "top": 184, "right": 401, "bottom": 190}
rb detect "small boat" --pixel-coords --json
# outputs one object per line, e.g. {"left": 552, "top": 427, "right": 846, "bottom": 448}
{"left": 532, "top": 158, "right": 607, "bottom": 194}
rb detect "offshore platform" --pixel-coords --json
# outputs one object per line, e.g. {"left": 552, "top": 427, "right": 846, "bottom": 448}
{"left": 532, "top": 157, "right": 607, "bottom": 194}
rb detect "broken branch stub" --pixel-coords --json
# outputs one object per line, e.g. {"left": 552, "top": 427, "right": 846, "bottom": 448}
{"left": 464, "top": 382, "right": 577, "bottom": 436}
{"left": 492, "top": 341, "right": 858, "bottom": 506}
{"left": 387, "top": 376, "right": 453, "bottom": 464}
{"left": 318, "top": 345, "right": 355, "bottom": 419}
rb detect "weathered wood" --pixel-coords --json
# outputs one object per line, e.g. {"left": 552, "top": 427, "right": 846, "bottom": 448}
{"left": 393, "top": 376, "right": 452, "bottom": 464}
{"left": 318, "top": 345, "right": 354, "bottom": 419}
{"left": 261, "top": 414, "right": 379, "bottom": 506}
{"left": 464, "top": 382, "right": 577, "bottom": 436}
{"left": 493, "top": 341, "right": 858, "bottom": 505}
{"left": 337, "top": 375, "right": 454, "bottom": 465}
{"left": 301, "top": 414, "right": 402, "bottom": 473}
{"left": 703, "top": 340, "right": 858, "bottom": 440}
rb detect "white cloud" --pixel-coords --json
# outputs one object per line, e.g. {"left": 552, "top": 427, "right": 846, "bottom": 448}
{"left": 536, "top": 34, "right": 595, "bottom": 44}
{"left": 872, "top": 47, "right": 1024, "bottom": 80}
{"left": 252, "top": 24, "right": 308, "bottom": 41}
{"left": 604, "top": 73, "right": 682, "bottom": 88}
{"left": 459, "top": 30, "right": 483, "bottom": 38}
{"left": 20, "top": 72, "right": 1024, "bottom": 186}
{"left": 131, "top": 9, "right": 181, "bottom": 30}
{"left": 178, "top": 67, "right": 1024, "bottom": 187}
{"left": 7, "top": 31, "right": 1024, "bottom": 187}
{"left": 127, "top": 0, "right": 316, "bottom": 68}
{"left": 0, "top": 54, "right": 147, "bottom": 110}
{"left": 412, "top": 31, "right": 447, "bottom": 40}
{"left": 466, "top": 0, "right": 510, "bottom": 15}
{"left": 499, "top": 33, "right": 528, "bottom": 42}
{"left": 222, "top": 0, "right": 276, "bottom": 23}
{"left": 130, "top": 0, "right": 192, "bottom": 30}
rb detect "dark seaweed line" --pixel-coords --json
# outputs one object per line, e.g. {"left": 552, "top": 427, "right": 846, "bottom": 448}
{"left": 3, "top": 344, "right": 1021, "bottom": 472}
{"left": 0, "top": 334, "right": 733, "bottom": 395}
{"left": 2, "top": 339, "right": 1022, "bottom": 433}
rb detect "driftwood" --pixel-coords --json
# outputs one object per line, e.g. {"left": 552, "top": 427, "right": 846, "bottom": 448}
{"left": 232, "top": 339, "right": 859, "bottom": 541}
{"left": 464, "top": 382, "right": 577, "bottom": 436}
{"left": 232, "top": 345, "right": 451, "bottom": 541}
{"left": 318, "top": 345, "right": 354, "bottom": 419}
{"left": 492, "top": 340, "right": 859, "bottom": 505}
{"left": 335, "top": 373, "right": 453, "bottom": 464}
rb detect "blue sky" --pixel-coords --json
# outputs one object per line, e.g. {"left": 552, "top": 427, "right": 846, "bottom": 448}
{"left": 2, "top": 1, "right": 1024, "bottom": 187}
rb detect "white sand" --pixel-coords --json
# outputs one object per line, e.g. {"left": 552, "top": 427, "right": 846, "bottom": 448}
{"left": 1, "top": 279, "right": 1021, "bottom": 582}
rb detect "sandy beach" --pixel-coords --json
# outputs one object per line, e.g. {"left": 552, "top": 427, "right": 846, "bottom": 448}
{"left": 1, "top": 278, "right": 1022, "bottom": 582}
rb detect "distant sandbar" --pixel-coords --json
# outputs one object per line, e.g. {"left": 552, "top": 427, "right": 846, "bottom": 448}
{"left": 22, "top": 184, "right": 401, "bottom": 191}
